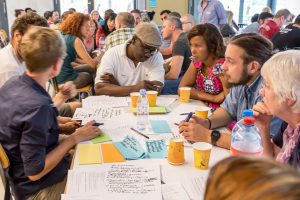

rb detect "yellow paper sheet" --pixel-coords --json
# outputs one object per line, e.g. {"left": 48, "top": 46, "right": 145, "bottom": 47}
{"left": 101, "top": 143, "right": 125, "bottom": 163}
{"left": 78, "top": 144, "right": 102, "bottom": 165}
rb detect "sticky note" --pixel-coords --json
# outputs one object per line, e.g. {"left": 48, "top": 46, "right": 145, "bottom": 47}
{"left": 78, "top": 144, "right": 101, "bottom": 165}
{"left": 113, "top": 136, "right": 146, "bottom": 160}
{"left": 131, "top": 106, "right": 168, "bottom": 114}
{"left": 150, "top": 120, "right": 172, "bottom": 133}
{"left": 146, "top": 139, "right": 167, "bottom": 158}
{"left": 101, "top": 143, "right": 125, "bottom": 163}
{"left": 91, "top": 132, "right": 112, "bottom": 144}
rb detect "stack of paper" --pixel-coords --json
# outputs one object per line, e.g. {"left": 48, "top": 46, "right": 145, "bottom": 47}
{"left": 82, "top": 96, "right": 128, "bottom": 108}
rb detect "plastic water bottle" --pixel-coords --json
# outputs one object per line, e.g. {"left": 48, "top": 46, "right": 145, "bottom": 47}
{"left": 230, "top": 109, "right": 263, "bottom": 156}
{"left": 136, "top": 89, "right": 149, "bottom": 131}
{"left": 99, "top": 37, "right": 105, "bottom": 51}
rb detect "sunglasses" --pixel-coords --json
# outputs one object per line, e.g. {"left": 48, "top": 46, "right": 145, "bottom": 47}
{"left": 135, "top": 36, "right": 158, "bottom": 56}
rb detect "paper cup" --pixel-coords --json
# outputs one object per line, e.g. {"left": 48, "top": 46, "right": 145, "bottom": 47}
{"left": 179, "top": 87, "right": 191, "bottom": 103}
{"left": 195, "top": 106, "right": 210, "bottom": 119}
{"left": 146, "top": 90, "right": 158, "bottom": 107}
{"left": 168, "top": 138, "right": 185, "bottom": 165}
{"left": 192, "top": 142, "right": 212, "bottom": 170}
{"left": 130, "top": 92, "right": 140, "bottom": 108}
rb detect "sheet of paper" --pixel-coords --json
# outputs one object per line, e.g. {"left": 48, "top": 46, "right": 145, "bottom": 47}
{"left": 150, "top": 120, "right": 172, "bottom": 133}
{"left": 101, "top": 143, "right": 125, "bottom": 163}
{"left": 146, "top": 139, "right": 167, "bottom": 158}
{"left": 131, "top": 106, "right": 168, "bottom": 114}
{"left": 90, "top": 132, "right": 112, "bottom": 144}
{"left": 65, "top": 169, "right": 106, "bottom": 195}
{"left": 162, "top": 182, "right": 190, "bottom": 200}
{"left": 180, "top": 175, "right": 208, "bottom": 200}
{"left": 61, "top": 194, "right": 99, "bottom": 200}
{"left": 113, "top": 136, "right": 146, "bottom": 160}
{"left": 102, "top": 163, "right": 162, "bottom": 200}
{"left": 156, "top": 97, "right": 177, "bottom": 107}
{"left": 72, "top": 108, "right": 94, "bottom": 120}
{"left": 82, "top": 96, "right": 128, "bottom": 108}
{"left": 77, "top": 144, "right": 101, "bottom": 165}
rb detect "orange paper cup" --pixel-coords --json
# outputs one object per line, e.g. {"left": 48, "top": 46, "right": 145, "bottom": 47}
{"left": 192, "top": 142, "right": 212, "bottom": 170}
{"left": 130, "top": 92, "right": 140, "bottom": 108}
{"left": 195, "top": 106, "right": 210, "bottom": 119}
{"left": 179, "top": 87, "right": 191, "bottom": 103}
{"left": 146, "top": 90, "right": 158, "bottom": 107}
{"left": 168, "top": 138, "right": 185, "bottom": 165}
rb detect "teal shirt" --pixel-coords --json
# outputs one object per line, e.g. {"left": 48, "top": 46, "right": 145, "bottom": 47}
{"left": 56, "top": 34, "right": 78, "bottom": 83}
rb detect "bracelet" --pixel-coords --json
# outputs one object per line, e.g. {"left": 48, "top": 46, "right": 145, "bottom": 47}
{"left": 207, "top": 118, "right": 211, "bottom": 129}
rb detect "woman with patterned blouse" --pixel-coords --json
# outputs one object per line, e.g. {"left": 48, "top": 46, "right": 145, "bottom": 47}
{"left": 179, "top": 23, "right": 228, "bottom": 111}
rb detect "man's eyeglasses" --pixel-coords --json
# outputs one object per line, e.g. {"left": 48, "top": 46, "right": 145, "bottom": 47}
{"left": 135, "top": 36, "right": 158, "bottom": 56}
{"left": 182, "top": 21, "right": 192, "bottom": 25}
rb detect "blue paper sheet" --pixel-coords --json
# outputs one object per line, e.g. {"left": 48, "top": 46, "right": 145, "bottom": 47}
{"left": 150, "top": 120, "right": 172, "bottom": 134}
{"left": 113, "top": 136, "right": 146, "bottom": 160}
{"left": 146, "top": 139, "right": 167, "bottom": 158}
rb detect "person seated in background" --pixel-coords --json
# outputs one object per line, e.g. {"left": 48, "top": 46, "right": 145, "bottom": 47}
{"left": 161, "top": 17, "right": 192, "bottom": 94}
{"left": 44, "top": 11, "right": 54, "bottom": 26}
{"left": 90, "top": 10, "right": 102, "bottom": 24}
{"left": 221, "top": 10, "right": 237, "bottom": 41}
{"left": 259, "top": 9, "right": 292, "bottom": 40}
{"left": 57, "top": 12, "right": 102, "bottom": 88}
{"left": 94, "top": 22, "right": 164, "bottom": 97}
{"left": 253, "top": 50, "right": 300, "bottom": 169}
{"left": 96, "top": 12, "right": 116, "bottom": 49}
{"left": 15, "top": 9, "right": 25, "bottom": 18}
{"left": 180, "top": 14, "right": 195, "bottom": 33}
{"left": 179, "top": 24, "right": 227, "bottom": 111}
{"left": 130, "top": 9, "right": 141, "bottom": 27}
{"left": 159, "top": 9, "right": 172, "bottom": 58}
{"left": 242, "top": 13, "right": 259, "bottom": 33}
{"left": 0, "top": 27, "right": 100, "bottom": 200}
{"left": 83, "top": 19, "right": 98, "bottom": 55}
{"left": 272, "top": 15, "right": 300, "bottom": 51}
{"left": 105, "top": 12, "right": 135, "bottom": 50}
{"left": 262, "top": 6, "right": 272, "bottom": 13}
{"left": 169, "top": 11, "right": 181, "bottom": 19}
{"left": 204, "top": 156, "right": 300, "bottom": 200}
{"left": 179, "top": 33, "right": 283, "bottom": 149}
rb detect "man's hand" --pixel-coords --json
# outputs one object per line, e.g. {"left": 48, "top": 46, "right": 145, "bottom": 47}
{"left": 178, "top": 118, "right": 210, "bottom": 142}
{"left": 253, "top": 102, "right": 272, "bottom": 134}
{"left": 60, "top": 121, "right": 80, "bottom": 135}
{"left": 58, "top": 81, "right": 77, "bottom": 100}
{"left": 72, "top": 120, "right": 101, "bottom": 143}
{"left": 100, "top": 73, "right": 119, "bottom": 85}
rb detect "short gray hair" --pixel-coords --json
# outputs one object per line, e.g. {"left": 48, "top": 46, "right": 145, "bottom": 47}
{"left": 166, "top": 16, "right": 182, "bottom": 30}
{"left": 261, "top": 50, "right": 300, "bottom": 112}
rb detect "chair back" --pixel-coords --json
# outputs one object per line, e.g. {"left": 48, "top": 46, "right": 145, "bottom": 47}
{"left": 0, "top": 144, "right": 12, "bottom": 200}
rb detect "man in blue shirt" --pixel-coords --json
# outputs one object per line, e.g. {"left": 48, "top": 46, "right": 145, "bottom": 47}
{"left": 198, "top": 0, "right": 226, "bottom": 29}
{"left": 179, "top": 33, "right": 283, "bottom": 149}
{"left": 0, "top": 27, "right": 100, "bottom": 200}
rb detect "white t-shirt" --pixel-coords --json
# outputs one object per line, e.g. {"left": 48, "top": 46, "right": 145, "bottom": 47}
{"left": 95, "top": 41, "right": 165, "bottom": 86}
{"left": 0, "top": 44, "right": 24, "bottom": 88}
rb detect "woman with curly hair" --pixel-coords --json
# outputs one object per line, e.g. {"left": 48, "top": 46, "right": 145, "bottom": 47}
{"left": 57, "top": 12, "right": 102, "bottom": 88}
{"left": 179, "top": 23, "right": 228, "bottom": 111}
{"left": 96, "top": 12, "right": 116, "bottom": 49}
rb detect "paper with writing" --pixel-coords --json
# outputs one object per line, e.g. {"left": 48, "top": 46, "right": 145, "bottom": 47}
{"left": 113, "top": 136, "right": 147, "bottom": 160}
{"left": 162, "top": 182, "right": 190, "bottom": 200}
{"left": 82, "top": 96, "right": 128, "bottom": 108}
{"left": 146, "top": 139, "right": 167, "bottom": 158}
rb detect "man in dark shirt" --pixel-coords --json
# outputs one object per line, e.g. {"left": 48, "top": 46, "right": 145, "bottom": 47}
{"left": 272, "top": 14, "right": 300, "bottom": 51}
{"left": 161, "top": 17, "right": 192, "bottom": 94}
{"left": 0, "top": 27, "right": 100, "bottom": 200}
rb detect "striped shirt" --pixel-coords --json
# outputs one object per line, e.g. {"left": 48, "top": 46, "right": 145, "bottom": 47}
{"left": 105, "top": 28, "right": 135, "bottom": 51}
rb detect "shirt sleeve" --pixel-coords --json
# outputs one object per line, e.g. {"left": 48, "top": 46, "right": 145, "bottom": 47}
{"left": 20, "top": 105, "right": 53, "bottom": 176}
{"left": 270, "top": 116, "right": 284, "bottom": 138}
{"left": 94, "top": 49, "right": 115, "bottom": 85}
{"left": 147, "top": 53, "right": 165, "bottom": 84}
{"left": 215, "top": 1, "right": 227, "bottom": 25}
{"left": 172, "top": 38, "right": 187, "bottom": 57}
{"left": 0, "top": 71, "right": 19, "bottom": 88}
{"left": 220, "top": 87, "right": 238, "bottom": 120}
{"left": 272, "top": 122, "right": 288, "bottom": 147}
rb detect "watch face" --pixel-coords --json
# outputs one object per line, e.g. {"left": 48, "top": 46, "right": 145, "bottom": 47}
{"left": 212, "top": 130, "right": 221, "bottom": 141}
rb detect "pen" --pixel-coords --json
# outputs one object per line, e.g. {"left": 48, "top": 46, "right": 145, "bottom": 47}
{"left": 80, "top": 122, "right": 104, "bottom": 127}
{"left": 185, "top": 112, "right": 194, "bottom": 122}
{"left": 180, "top": 112, "right": 195, "bottom": 115}
{"left": 130, "top": 127, "right": 150, "bottom": 139}
{"left": 174, "top": 123, "right": 179, "bottom": 126}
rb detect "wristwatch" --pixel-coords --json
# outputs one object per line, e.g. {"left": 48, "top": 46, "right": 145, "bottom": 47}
{"left": 211, "top": 130, "right": 221, "bottom": 146}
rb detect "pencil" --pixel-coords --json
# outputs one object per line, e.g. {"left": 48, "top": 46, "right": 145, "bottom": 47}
{"left": 130, "top": 127, "right": 150, "bottom": 139}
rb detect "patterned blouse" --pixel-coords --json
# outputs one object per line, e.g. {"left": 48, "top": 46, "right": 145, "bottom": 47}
{"left": 194, "top": 59, "right": 225, "bottom": 110}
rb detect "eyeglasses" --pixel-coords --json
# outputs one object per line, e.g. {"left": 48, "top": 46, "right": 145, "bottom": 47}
{"left": 182, "top": 21, "right": 192, "bottom": 25}
{"left": 135, "top": 36, "right": 158, "bottom": 56}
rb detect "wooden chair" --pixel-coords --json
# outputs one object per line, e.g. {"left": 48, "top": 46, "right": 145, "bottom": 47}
{"left": 0, "top": 144, "right": 12, "bottom": 200}
{"left": 77, "top": 84, "right": 93, "bottom": 102}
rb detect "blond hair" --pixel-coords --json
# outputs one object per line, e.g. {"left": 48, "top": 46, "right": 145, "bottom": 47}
{"left": 261, "top": 50, "right": 300, "bottom": 113}
{"left": 19, "top": 27, "right": 66, "bottom": 73}
{"left": 205, "top": 156, "right": 300, "bottom": 200}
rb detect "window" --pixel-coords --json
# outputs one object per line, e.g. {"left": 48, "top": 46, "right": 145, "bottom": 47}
{"left": 219, "top": 0, "right": 240, "bottom": 23}
{"left": 94, "top": 0, "right": 134, "bottom": 18}
{"left": 275, "top": 0, "right": 300, "bottom": 18}
{"left": 242, "top": 0, "right": 268, "bottom": 24}
{"left": 60, "top": 0, "right": 89, "bottom": 13}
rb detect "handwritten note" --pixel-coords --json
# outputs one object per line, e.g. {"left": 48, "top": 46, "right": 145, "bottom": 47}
{"left": 82, "top": 96, "right": 128, "bottom": 108}
{"left": 103, "top": 163, "right": 162, "bottom": 200}
{"left": 113, "top": 136, "right": 146, "bottom": 160}
{"left": 162, "top": 182, "right": 190, "bottom": 200}
{"left": 146, "top": 139, "right": 167, "bottom": 158}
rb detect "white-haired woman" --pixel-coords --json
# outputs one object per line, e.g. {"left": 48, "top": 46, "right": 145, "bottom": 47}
{"left": 253, "top": 50, "right": 300, "bottom": 169}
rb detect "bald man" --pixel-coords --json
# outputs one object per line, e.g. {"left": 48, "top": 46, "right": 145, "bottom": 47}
{"left": 105, "top": 12, "right": 135, "bottom": 50}
{"left": 181, "top": 14, "right": 195, "bottom": 32}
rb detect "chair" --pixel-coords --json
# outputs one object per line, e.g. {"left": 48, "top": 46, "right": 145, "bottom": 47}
{"left": 77, "top": 84, "right": 93, "bottom": 102}
{"left": 0, "top": 144, "right": 12, "bottom": 200}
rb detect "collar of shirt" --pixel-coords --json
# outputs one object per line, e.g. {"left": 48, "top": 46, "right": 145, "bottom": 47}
{"left": 245, "top": 75, "right": 262, "bottom": 95}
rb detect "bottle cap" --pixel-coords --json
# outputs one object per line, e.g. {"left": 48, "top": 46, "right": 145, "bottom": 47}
{"left": 243, "top": 116, "right": 255, "bottom": 125}
{"left": 242, "top": 109, "right": 253, "bottom": 117}
{"left": 139, "top": 89, "right": 146, "bottom": 95}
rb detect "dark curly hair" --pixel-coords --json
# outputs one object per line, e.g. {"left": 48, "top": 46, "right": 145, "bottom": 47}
{"left": 59, "top": 12, "right": 90, "bottom": 39}
{"left": 187, "top": 23, "right": 225, "bottom": 58}
{"left": 101, "top": 12, "right": 116, "bottom": 36}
